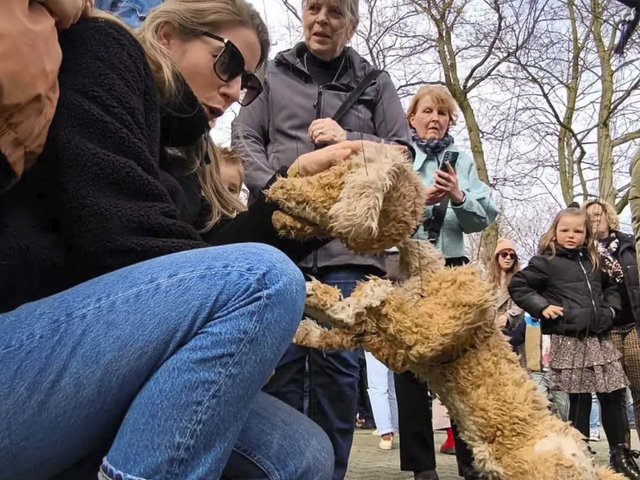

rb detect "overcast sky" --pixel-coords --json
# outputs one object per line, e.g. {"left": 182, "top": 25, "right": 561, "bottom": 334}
{"left": 210, "top": 0, "right": 634, "bottom": 233}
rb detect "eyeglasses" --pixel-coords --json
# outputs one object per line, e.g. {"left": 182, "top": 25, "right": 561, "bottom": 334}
{"left": 199, "top": 31, "right": 263, "bottom": 107}
{"left": 499, "top": 252, "right": 516, "bottom": 260}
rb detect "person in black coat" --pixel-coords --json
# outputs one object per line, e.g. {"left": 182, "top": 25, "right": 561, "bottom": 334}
{"left": 586, "top": 200, "right": 640, "bottom": 443}
{"left": 509, "top": 207, "right": 640, "bottom": 478}
{"left": 0, "top": 2, "right": 373, "bottom": 479}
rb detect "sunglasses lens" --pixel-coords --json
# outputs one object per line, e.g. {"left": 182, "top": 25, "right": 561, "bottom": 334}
{"left": 239, "top": 73, "right": 263, "bottom": 106}
{"left": 214, "top": 43, "right": 245, "bottom": 82}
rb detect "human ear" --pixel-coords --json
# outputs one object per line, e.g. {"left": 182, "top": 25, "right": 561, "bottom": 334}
{"left": 157, "top": 23, "right": 179, "bottom": 49}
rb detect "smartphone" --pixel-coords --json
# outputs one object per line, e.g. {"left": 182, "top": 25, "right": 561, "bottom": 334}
{"left": 440, "top": 151, "right": 459, "bottom": 171}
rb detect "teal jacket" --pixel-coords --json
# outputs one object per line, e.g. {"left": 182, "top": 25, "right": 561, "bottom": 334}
{"left": 413, "top": 143, "right": 498, "bottom": 258}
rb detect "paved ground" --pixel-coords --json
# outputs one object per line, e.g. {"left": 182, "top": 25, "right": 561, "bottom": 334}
{"left": 345, "top": 429, "right": 639, "bottom": 479}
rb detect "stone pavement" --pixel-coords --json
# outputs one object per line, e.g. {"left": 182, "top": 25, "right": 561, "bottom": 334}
{"left": 345, "top": 429, "right": 640, "bottom": 479}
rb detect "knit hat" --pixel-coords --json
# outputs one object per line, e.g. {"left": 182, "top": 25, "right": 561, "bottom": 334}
{"left": 495, "top": 238, "right": 517, "bottom": 256}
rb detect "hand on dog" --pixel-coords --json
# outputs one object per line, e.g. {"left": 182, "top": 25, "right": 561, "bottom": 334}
{"left": 542, "top": 305, "right": 563, "bottom": 320}
{"left": 288, "top": 140, "right": 379, "bottom": 177}
{"left": 308, "top": 118, "right": 347, "bottom": 145}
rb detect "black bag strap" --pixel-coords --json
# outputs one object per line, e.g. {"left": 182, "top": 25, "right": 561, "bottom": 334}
{"left": 424, "top": 198, "right": 450, "bottom": 245}
{"left": 332, "top": 69, "right": 382, "bottom": 124}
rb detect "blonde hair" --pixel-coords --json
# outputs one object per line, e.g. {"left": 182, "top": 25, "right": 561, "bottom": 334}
{"left": 539, "top": 208, "right": 599, "bottom": 270}
{"left": 131, "top": 0, "right": 268, "bottom": 231}
{"left": 486, "top": 249, "right": 521, "bottom": 291}
{"left": 406, "top": 85, "right": 459, "bottom": 126}
{"left": 137, "top": 0, "right": 270, "bottom": 101}
{"left": 197, "top": 142, "right": 247, "bottom": 223}
{"left": 584, "top": 200, "right": 620, "bottom": 232}
{"left": 217, "top": 146, "right": 245, "bottom": 183}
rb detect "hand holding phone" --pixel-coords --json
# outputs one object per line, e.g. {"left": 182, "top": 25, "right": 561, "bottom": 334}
{"left": 439, "top": 151, "right": 458, "bottom": 171}
{"left": 434, "top": 151, "right": 464, "bottom": 204}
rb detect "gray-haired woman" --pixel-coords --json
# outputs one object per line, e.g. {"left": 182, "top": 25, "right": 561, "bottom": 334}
{"left": 232, "top": 0, "right": 410, "bottom": 478}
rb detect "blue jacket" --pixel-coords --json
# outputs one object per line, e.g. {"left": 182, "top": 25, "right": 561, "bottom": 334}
{"left": 412, "top": 143, "right": 498, "bottom": 258}
{"left": 96, "top": 0, "right": 162, "bottom": 27}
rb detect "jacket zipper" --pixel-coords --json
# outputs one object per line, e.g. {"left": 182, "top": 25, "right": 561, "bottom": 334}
{"left": 311, "top": 86, "right": 323, "bottom": 273}
{"left": 577, "top": 253, "right": 599, "bottom": 332}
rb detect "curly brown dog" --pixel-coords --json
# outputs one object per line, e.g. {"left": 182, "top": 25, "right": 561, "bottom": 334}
{"left": 296, "top": 240, "right": 624, "bottom": 480}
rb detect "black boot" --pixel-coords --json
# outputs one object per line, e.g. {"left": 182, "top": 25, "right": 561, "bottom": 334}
{"left": 610, "top": 444, "right": 640, "bottom": 479}
{"left": 414, "top": 470, "right": 439, "bottom": 480}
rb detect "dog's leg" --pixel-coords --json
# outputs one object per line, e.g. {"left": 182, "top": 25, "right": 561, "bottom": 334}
{"left": 294, "top": 319, "right": 359, "bottom": 350}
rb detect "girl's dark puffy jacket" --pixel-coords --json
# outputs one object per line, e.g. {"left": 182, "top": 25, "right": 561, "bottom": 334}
{"left": 508, "top": 246, "right": 621, "bottom": 337}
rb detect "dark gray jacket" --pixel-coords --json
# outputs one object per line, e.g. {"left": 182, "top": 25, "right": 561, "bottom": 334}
{"left": 612, "top": 231, "right": 640, "bottom": 326}
{"left": 232, "top": 42, "right": 411, "bottom": 271}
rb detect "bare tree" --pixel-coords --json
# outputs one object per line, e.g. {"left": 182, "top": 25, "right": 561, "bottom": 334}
{"left": 509, "top": 0, "right": 640, "bottom": 211}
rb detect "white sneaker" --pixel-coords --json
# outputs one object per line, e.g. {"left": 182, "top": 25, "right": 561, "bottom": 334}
{"left": 589, "top": 429, "right": 600, "bottom": 442}
{"left": 371, "top": 429, "right": 380, "bottom": 436}
{"left": 378, "top": 433, "right": 394, "bottom": 450}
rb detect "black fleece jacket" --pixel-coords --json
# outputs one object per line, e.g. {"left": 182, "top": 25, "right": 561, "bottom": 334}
{"left": 0, "top": 19, "right": 322, "bottom": 313}
{"left": 508, "top": 246, "right": 621, "bottom": 337}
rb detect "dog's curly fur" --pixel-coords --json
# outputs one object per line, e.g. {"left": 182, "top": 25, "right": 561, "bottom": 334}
{"left": 265, "top": 144, "right": 426, "bottom": 254}
{"left": 295, "top": 240, "right": 624, "bottom": 480}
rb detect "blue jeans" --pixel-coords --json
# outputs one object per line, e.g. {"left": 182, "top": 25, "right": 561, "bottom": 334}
{"left": 264, "top": 267, "right": 370, "bottom": 480}
{"left": 530, "top": 371, "right": 569, "bottom": 421}
{"left": 0, "top": 244, "right": 333, "bottom": 480}
{"left": 590, "top": 392, "right": 601, "bottom": 432}
{"left": 95, "top": 0, "right": 162, "bottom": 27}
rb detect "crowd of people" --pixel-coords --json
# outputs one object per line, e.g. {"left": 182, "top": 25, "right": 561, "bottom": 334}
{"left": 1, "top": 0, "right": 639, "bottom": 480}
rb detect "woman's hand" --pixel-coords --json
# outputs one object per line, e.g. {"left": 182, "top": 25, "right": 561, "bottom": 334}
{"left": 44, "top": 0, "right": 94, "bottom": 29}
{"left": 425, "top": 186, "right": 448, "bottom": 206}
{"left": 434, "top": 163, "right": 465, "bottom": 204}
{"left": 542, "top": 305, "right": 563, "bottom": 320}
{"left": 308, "top": 118, "right": 347, "bottom": 145}
{"left": 288, "top": 140, "right": 380, "bottom": 177}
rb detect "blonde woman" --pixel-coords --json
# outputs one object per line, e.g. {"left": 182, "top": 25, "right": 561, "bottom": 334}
{"left": 0, "top": 0, "right": 377, "bottom": 478}
{"left": 393, "top": 85, "right": 498, "bottom": 480}
{"left": 586, "top": 200, "right": 640, "bottom": 443}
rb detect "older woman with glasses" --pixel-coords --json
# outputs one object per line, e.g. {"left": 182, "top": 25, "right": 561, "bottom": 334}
{"left": 0, "top": 0, "right": 376, "bottom": 478}
{"left": 232, "top": 0, "right": 410, "bottom": 478}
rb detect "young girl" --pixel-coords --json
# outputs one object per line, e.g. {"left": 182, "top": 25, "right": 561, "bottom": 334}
{"left": 216, "top": 146, "right": 246, "bottom": 201}
{"left": 509, "top": 207, "right": 639, "bottom": 477}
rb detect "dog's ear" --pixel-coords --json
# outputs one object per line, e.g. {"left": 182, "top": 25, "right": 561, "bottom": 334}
{"left": 327, "top": 146, "right": 397, "bottom": 244}
{"left": 265, "top": 161, "right": 352, "bottom": 228}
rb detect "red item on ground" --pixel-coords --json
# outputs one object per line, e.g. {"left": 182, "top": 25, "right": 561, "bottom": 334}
{"left": 440, "top": 427, "right": 456, "bottom": 455}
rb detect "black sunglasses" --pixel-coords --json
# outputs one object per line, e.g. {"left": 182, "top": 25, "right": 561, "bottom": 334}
{"left": 199, "top": 31, "right": 263, "bottom": 107}
{"left": 499, "top": 252, "right": 516, "bottom": 260}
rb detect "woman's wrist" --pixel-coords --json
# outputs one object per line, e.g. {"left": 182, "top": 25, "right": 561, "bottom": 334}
{"left": 288, "top": 156, "right": 307, "bottom": 177}
{"left": 450, "top": 189, "right": 466, "bottom": 205}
